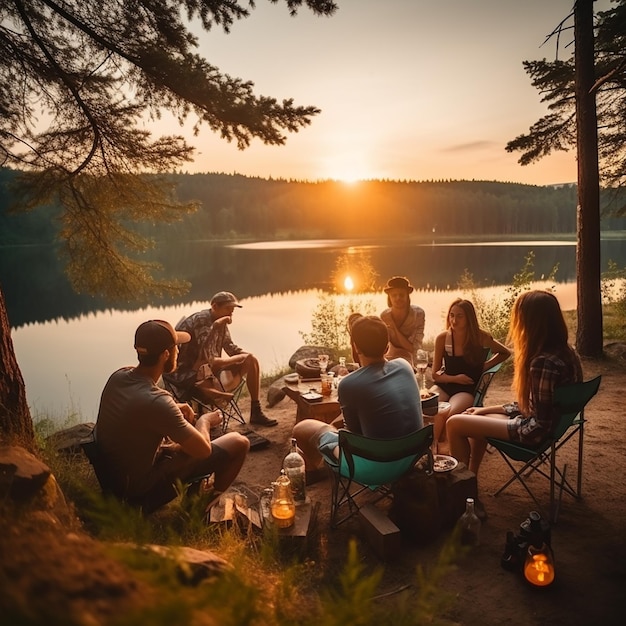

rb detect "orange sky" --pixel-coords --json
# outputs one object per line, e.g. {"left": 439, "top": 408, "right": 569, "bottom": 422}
{"left": 151, "top": 0, "right": 612, "bottom": 186}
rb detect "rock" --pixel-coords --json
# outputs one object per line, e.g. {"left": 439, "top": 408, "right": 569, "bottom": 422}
{"left": 267, "top": 375, "right": 288, "bottom": 407}
{"left": 0, "top": 445, "right": 52, "bottom": 500}
{"left": 288, "top": 346, "right": 337, "bottom": 370}
{"left": 604, "top": 342, "right": 626, "bottom": 361}
{"left": 128, "top": 544, "right": 230, "bottom": 585}
{"left": 47, "top": 422, "right": 96, "bottom": 453}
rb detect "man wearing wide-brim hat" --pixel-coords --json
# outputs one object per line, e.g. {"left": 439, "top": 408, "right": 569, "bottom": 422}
{"left": 380, "top": 276, "right": 425, "bottom": 368}
{"left": 166, "top": 291, "right": 278, "bottom": 427}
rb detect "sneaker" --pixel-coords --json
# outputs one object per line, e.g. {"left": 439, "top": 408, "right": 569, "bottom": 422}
{"left": 250, "top": 407, "right": 278, "bottom": 427}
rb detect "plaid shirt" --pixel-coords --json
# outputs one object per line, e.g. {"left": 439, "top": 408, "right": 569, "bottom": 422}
{"left": 506, "top": 350, "right": 582, "bottom": 445}
{"left": 164, "top": 309, "right": 243, "bottom": 389}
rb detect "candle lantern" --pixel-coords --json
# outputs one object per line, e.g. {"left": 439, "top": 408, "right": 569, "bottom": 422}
{"left": 270, "top": 470, "right": 296, "bottom": 528}
{"left": 523, "top": 541, "right": 555, "bottom": 587}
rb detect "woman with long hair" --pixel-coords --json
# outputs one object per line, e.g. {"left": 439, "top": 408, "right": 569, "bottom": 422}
{"left": 446, "top": 290, "right": 583, "bottom": 513}
{"left": 430, "top": 298, "right": 510, "bottom": 451}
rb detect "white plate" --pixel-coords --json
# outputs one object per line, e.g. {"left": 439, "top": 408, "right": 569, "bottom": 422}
{"left": 433, "top": 454, "right": 458, "bottom": 473}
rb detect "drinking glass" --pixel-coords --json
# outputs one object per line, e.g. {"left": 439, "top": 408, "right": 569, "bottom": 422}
{"left": 318, "top": 354, "right": 329, "bottom": 375}
{"left": 415, "top": 349, "right": 428, "bottom": 392}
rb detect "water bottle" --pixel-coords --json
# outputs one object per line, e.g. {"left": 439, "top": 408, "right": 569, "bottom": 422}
{"left": 283, "top": 438, "right": 306, "bottom": 504}
{"left": 458, "top": 497, "right": 481, "bottom": 546}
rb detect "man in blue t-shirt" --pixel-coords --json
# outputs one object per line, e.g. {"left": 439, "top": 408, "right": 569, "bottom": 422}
{"left": 292, "top": 315, "right": 423, "bottom": 484}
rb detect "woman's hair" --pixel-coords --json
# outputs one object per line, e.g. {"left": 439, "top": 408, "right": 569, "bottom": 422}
{"left": 446, "top": 298, "right": 484, "bottom": 365}
{"left": 509, "top": 290, "right": 571, "bottom": 413}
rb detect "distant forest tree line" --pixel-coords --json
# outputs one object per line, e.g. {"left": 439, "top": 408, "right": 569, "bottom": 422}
{"left": 1, "top": 168, "right": 625, "bottom": 245}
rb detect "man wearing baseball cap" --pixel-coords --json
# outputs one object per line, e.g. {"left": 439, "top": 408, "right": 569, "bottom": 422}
{"left": 95, "top": 319, "right": 250, "bottom": 513}
{"left": 165, "top": 291, "right": 278, "bottom": 427}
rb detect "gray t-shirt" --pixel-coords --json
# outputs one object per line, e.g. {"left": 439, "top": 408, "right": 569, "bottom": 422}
{"left": 95, "top": 367, "right": 195, "bottom": 498}
{"left": 338, "top": 358, "right": 423, "bottom": 438}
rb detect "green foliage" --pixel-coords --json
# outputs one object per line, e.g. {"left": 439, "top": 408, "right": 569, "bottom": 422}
{"left": 36, "top": 442, "right": 462, "bottom": 626}
{"left": 506, "top": 0, "right": 626, "bottom": 197}
{"left": 1, "top": 2, "right": 337, "bottom": 301}
{"left": 316, "top": 539, "right": 383, "bottom": 626}
{"left": 300, "top": 251, "right": 378, "bottom": 353}
{"left": 458, "top": 251, "right": 558, "bottom": 343}
{"left": 601, "top": 260, "right": 626, "bottom": 340}
{"left": 299, "top": 294, "right": 376, "bottom": 355}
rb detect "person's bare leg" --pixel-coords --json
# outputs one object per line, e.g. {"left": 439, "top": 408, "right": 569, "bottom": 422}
{"left": 210, "top": 432, "right": 250, "bottom": 492}
{"left": 468, "top": 438, "right": 490, "bottom": 475}
{"left": 239, "top": 354, "right": 260, "bottom": 401}
{"left": 292, "top": 419, "right": 334, "bottom": 470}
{"left": 438, "top": 392, "right": 474, "bottom": 448}
{"left": 447, "top": 413, "right": 510, "bottom": 475}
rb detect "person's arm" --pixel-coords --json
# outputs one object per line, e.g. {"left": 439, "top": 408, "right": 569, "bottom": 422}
{"left": 221, "top": 323, "right": 244, "bottom": 357}
{"left": 383, "top": 309, "right": 416, "bottom": 353}
{"left": 430, "top": 332, "right": 445, "bottom": 382}
{"left": 177, "top": 411, "right": 222, "bottom": 458}
{"left": 529, "top": 356, "right": 561, "bottom": 433}
{"left": 338, "top": 383, "right": 361, "bottom": 434}
{"left": 481, "top": 333, "right": 511, "bottom": 372}
{"left": 406, "top": 306, "right": 425, "bottom": 352}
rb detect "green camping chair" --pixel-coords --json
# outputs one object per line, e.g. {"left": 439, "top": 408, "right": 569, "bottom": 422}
{"left": 486, "top": 375, "right": 601, "bottom": 523}
{"left": 325, "top": 424, "right": 434, "bottom": 528}
{"left": 473, "top": 361, "right": 504, "bottom": 407}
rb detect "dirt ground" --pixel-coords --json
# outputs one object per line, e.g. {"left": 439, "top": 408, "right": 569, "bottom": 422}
{"left": 2, "top": 354, "right": 624, "bottom": 625}
{"left": 234, "top": 354, "right": 626, "bottom": 625}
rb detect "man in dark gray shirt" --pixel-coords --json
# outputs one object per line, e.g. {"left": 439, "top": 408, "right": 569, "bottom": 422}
{"left": 96, "top": 319, "right": 249, "bottom": 512}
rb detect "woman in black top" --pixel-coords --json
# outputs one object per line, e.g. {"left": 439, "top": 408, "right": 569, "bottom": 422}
{"left": 430, "top": 299, "right": 510, "bottom": 452}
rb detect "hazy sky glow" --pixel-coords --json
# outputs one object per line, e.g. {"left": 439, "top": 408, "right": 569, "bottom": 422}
{"left": 155, "top": 0, "right": 612, "bottom": 185}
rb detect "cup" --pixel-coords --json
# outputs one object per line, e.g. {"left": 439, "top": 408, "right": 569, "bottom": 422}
{"left": 320, "top": 373, "right": 333, "bottom": 396}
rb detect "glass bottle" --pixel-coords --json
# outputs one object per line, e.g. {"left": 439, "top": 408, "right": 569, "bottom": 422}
{"left": 283, "top": 438, "right": 306, "bottom": 504}
{"left": 458, "top": 497, "right": 481, "bottom": 546}
{"left": 271, "top": 470, "right": 296, "bottom": 528}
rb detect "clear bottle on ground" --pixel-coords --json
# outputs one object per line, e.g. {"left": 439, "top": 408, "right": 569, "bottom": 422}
{"left": 458, "top": 497, "right": 481, "bottom": 546}
{"left": 283, "top": 438, "right": 306, "bottom": 504}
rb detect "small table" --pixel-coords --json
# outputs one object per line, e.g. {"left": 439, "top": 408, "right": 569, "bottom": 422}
{"left": 282, "top": 379, "right": 342, "bottom": 424}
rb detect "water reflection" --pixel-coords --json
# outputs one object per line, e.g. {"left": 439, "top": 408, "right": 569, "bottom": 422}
{"left": 4, "top": 237, "right": 624, "bottom": 425}
{"left": 13, "top": 283, "right": 576, "bottom": 426}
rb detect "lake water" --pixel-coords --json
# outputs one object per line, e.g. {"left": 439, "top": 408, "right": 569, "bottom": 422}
{"left": 7, "top": 237, "right": 623, "bottom": 425}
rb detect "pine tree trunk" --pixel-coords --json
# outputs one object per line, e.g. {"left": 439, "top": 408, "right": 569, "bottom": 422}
{"left": 0, "top": 282, "right": 35, "bottom": 449}
{"left": 574, "top": 0, "right": 604, "bottom": 358}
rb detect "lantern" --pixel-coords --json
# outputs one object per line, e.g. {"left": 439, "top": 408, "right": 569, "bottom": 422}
{"left": 523, "top": 542, "right": 555, "bottom": 587}
{"left": 270, "top": 470, "right": 296, "bottom": 528}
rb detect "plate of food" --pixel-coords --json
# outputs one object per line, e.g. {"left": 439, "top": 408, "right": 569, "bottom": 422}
{"left": 433, "top": 454, "right": 458, "bottom": 473}
{"left": 284, "top": 373, "right": 299, "bottom": 384}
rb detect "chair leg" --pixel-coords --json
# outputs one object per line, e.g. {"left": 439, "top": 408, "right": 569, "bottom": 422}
{"left": 493, "top": 453, "right": 544, "bottom": 512}
{"left": 576, "top": 421, "right": 584, "bottom": 498}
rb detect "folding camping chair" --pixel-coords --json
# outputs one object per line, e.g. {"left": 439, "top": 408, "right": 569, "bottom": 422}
{"left": 325, "top": 424, "right": 434, "bottom": 528}
{"left": 473, "top": 361, "right": 504, "bottom": 407}
{"left": 486, "top": 375, "right": 601, "bottom": 523}
{"left": 161, "top": 372, "right": 246, "bottom": 433}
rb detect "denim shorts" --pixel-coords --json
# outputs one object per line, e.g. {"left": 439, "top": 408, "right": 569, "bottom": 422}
{"left": 318, "top": 430, "right": 339, "bottom": 467}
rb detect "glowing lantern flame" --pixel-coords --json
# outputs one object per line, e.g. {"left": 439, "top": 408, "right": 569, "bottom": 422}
{"left": 344, "top": 276, "right": 354, "bottom": 291}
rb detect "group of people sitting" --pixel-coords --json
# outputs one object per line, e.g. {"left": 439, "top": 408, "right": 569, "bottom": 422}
{"left": 94, "top": 278, "right": 583, "bottom": 520}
